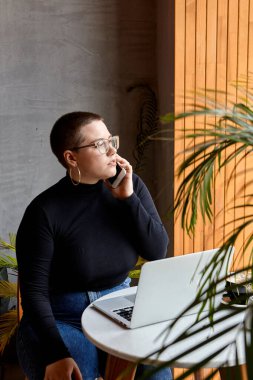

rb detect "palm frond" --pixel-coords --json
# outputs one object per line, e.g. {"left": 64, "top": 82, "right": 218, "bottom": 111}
{"left": 129, "top": 257, "right": 146, "bottom": 280}
{"left": 0, "top": 234, "right": 16, "bottom": 252}
{"left": 0, "top": 253, "right": 17, "bottom": 270}
{"left": 0, "top": 281, "right": 17, "bottom": 298}
{"left": 137, "top": 296, "right": 246, "bottom": 380}
{"left": 128, "top": 269, "right": 141, "bottom": 279}
{"left": 136, "top": 249, "right": 251, "bottom": 376}
{"left": 161, "top": 96, "right": 253, "bottom": 235}
{"left": 143, "top": 80, "right": 253, "bottom": 379}
{"left": 0, "top": 234, "right": 17, "bottom": 270}
{"left": 0, "top": 234, "right": 18, "bottom": 355}
{"left": 0, "top": 310, "right": 18, "bottom": 354}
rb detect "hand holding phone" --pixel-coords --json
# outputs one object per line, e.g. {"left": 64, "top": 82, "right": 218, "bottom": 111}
{"left": 107, "top": 163, "right": 126, "bottom": 188}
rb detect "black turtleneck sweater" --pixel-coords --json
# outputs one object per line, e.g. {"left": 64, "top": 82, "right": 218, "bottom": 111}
{"left": 16, "top": 173, "right": 169, "bottom": 365}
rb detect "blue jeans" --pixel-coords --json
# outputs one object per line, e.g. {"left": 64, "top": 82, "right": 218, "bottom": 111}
{"left": 16, "top": 278, "right": 172, "bottom": 380}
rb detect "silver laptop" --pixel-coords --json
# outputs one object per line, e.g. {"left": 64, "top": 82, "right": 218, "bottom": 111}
{"left": 92, "top": 247, "right": 234, "bottom": 329}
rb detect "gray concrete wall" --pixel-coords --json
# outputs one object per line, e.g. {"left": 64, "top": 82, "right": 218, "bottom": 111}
{"left": 0, "top": 0, "right": 159, "bottom": 239}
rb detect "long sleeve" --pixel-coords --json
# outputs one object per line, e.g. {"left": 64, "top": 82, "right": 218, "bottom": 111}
{"left": 16, "top": 202, "right": 71, "bottom": 364}
{"left": 15, "top": 174, "right": 169, "bottom": 365}
{"left": 120, "top": 174, "right": 169, "bottom": 261}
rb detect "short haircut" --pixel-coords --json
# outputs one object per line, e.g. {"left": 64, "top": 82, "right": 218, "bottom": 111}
{"left": 50, "top": 111, "right": 103, "bottom": 167}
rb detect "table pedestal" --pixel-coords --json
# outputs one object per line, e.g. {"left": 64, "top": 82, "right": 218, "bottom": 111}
{"left": 219, "top": 364, "right": 248, "bottom": 380}
{"left": 105, "top": 354, "right": 137, "bottom": 380}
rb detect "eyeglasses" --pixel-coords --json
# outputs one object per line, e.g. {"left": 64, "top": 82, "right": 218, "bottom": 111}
{"left": 70, "top": 135, "right": 119, "bottom": 155}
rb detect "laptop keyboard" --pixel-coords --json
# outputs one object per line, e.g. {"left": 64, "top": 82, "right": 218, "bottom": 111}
{"left": 113, "top": 306, "right": 134, "bottom": 321}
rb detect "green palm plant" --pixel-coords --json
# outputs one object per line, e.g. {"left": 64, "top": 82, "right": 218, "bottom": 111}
{"left": 0, "top": 233, "right": 18, "bottom": 354}
{"left": 137, "top": 79, "right": 253, "bottom": 379}
{"left": 163, "top": 88, "right": 253, "bottom": 243}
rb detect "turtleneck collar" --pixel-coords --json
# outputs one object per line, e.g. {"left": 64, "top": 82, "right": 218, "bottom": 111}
{"left": 59, "top": 173, "right": 104, "bottom": 194}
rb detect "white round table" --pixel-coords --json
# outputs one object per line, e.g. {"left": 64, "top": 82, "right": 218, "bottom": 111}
{"left": 81, "top": 287, "right": 248, "bottom": 379}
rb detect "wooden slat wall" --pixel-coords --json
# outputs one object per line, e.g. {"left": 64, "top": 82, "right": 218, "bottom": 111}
{"left": 174, "top": 1, "right": 253, "bottom": 379}
{"left": 174, "top": 0, "right": 253, "bottom": 261}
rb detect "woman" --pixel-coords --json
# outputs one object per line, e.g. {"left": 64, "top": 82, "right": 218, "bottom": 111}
{"left": 16, "top": 112, "right": 172, "bottom": 380}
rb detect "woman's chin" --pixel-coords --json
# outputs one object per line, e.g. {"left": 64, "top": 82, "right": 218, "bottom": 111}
{"left": 107, "top": 168, "right": 117, "bottom": 178}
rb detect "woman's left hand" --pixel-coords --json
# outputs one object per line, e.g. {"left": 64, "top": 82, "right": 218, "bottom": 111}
{"left": 44, "top": 358, "right": 82, "bottom": 380}
{"left": 105, "top": 154, "right": 133, "bottom": 199}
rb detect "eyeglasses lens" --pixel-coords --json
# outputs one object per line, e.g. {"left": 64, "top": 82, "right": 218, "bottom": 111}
{"left": 97, "top": 136, "right": 119, "bottom": 154}
{"left": 110, "top": 136, "right": 119, "bottom": 150}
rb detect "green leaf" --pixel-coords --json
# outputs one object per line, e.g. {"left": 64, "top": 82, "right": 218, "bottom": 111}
{"left": 0, "top": 310, "right": 18, "bottom": 354}
{"left": 0, "top": 281, "right": 17, "bottom": 298}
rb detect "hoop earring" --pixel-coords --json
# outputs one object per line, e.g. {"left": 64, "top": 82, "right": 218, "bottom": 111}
{"left": 69, "top": 166, "right": 81, "bottom": 186}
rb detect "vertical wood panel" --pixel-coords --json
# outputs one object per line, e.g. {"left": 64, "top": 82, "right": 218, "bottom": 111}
{"left": 204, "top": 0, "right": 218, "bottom": 251}
{"left": 213, "top": 0, "right": 228, "bottom": 249}
{"left": 244, "top": 0, "right": 253, "bottom": 272}
{"left": 174, "top": 0, "right": 186, "bottom": 257}
{"left": 174, "top": 0, "right": 253, "bottom": 263}
{"left": 194, "top": 0, "right": 207, "bottom": 253}
{"left": 183, "top": 0, "right": 196, "bottom": 257}
{"left": 224, "top": 0, "right": 239, "bottom": 273}
{"left": 174, "top": 1, "right": 253, "bottom": 378}
{"left": 236, "top": 0, "right": 251, "bottom": 269}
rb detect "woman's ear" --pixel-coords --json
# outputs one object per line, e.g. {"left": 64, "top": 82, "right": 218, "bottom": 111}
{"left": 63, "top": 150, "right": 78, "bottom": 168}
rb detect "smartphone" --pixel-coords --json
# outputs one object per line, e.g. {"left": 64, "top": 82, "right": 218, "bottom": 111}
{"left": 107, "top": 163, "right": 126, "bottom": 188}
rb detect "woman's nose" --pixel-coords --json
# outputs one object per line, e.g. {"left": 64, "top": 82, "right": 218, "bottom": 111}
{"left": 107, "top": 144, "right": 117, "bottom": 155}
